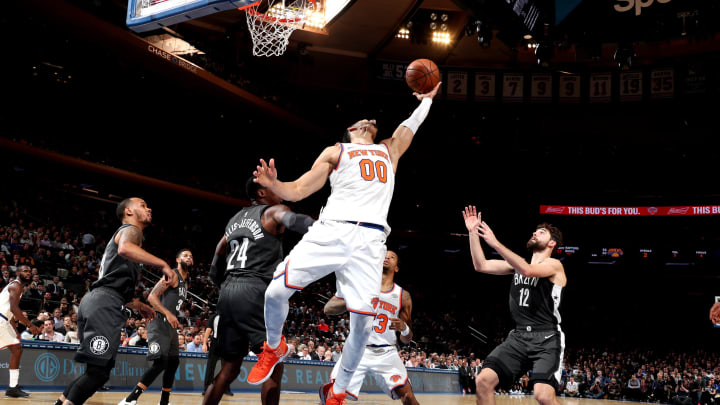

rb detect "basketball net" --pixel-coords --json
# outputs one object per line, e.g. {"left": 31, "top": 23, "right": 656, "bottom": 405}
{"left": 244, "top": 0, "right": 313, "bottom": 57}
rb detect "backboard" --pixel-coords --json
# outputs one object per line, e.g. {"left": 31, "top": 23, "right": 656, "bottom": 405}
{"left": 126, "top": 0, "right": 259, "bottom": 32}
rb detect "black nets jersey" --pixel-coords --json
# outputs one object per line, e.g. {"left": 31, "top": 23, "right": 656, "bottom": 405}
{"left": 223, "top": 205, "right": 282, "bottom": 283}
{"left": 92, "top": 224, "right": 141, "bottom": 302}
{"left": 160, "top": 268, "right": 187, "bottom": 317}
{"left": 508, "top": 271, "right": 563, "bottom": 328}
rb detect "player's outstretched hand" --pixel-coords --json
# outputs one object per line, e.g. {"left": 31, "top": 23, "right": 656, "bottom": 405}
{"left": 253, "top": 158, "right": 278, "bottom": 188}
{"left": 477, "top": 220, "right": 500, "bottom": 249}
{"left": 711, "top": 302, "right": 720, "bottom": 324}
{"left": 463, "top": 206, "right": 482, "bottom": 234}
{"left": 414, "top": 82, "right": 442, "bottom": 100}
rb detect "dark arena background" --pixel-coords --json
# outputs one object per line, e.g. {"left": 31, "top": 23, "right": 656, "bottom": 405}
{"left": 1, "top": 0, "right": 719, "bottom": 403}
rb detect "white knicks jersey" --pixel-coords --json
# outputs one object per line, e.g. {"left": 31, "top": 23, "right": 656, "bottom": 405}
{"left": 320, "top": 143, "right": 395, "bottom": 234}
{"left": 0, "top": 280, "right": 21, "bottom": 321}
{"left": 367, "top": 283, "right": 404, "bottom": 346}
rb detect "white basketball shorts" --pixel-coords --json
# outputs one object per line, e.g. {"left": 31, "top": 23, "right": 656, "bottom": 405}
{"left": 272, "top": 220, "right": 386, "bottom": 315}
{"left": 331, "top": 345, "right": 410, "bottom": 400}
{"left": 0, "top": 317, "right": 20, "bottom": 350}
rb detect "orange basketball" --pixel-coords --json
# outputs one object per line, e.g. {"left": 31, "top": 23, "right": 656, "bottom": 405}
{"left": 405, "top": 59, "right": 440, "bottom": 94}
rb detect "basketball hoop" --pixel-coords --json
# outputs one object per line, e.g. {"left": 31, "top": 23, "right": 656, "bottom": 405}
{"left": 243, "top": 0, "right": 315, "bottom": 57}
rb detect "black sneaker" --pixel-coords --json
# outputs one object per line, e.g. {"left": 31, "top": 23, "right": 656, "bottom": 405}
{"left": 6, "top": 386, "right": 31, "bottom": 398}
{"left": 225, "top": 387, "right": 234, "bottom": 396}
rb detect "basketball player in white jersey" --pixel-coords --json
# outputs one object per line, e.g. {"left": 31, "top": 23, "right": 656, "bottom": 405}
{"left": 248, "top": 82, "right": 441, "bottom": 405}
{"left": 0, "top": 265, "right": 39, "bottom": 398}
{"left": 322, "top": 250, "right": 419, "bottom": 405}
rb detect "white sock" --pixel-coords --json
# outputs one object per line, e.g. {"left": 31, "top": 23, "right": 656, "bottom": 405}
{"left": 263, "top": 278, "right": 294, "bottom": 348}
{"left": 332, "top": 313, "right": 373, "bottom": 393}
{"left": 9, "top": 369, "right": 19, "bottom": 388}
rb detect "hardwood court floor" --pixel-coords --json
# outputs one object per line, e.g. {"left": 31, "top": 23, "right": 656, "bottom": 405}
{"left": 6, "top": 391, "right": 634, "bottom": 405}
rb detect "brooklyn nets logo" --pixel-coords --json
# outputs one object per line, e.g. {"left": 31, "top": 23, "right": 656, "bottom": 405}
{"left": 89, "top": 335, "right": 110, "bottom": 355}
{"left": 149, "top": 342, "right": 160, "bottom": 354}
{"left": 34, "top": 352, "right": 60, "bottom": 382}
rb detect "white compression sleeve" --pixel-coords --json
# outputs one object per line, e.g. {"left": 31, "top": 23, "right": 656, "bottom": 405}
{"left": 400, "top": 98, "right": 432, "bottom": 134}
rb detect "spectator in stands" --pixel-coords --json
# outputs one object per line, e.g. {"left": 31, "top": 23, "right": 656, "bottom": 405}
{"left": 52, "top": 307, "right": 64, "bottom": 331}
{"left": 21, "top": 319, "right": 44, "bottom": 340}
{"left": 587, "top": 377, "right": 606, "bottom": 399}
{"left": 298, "top": 345, "right": 312, "bottom": 360}
{"left": 564, "top": 376, "right": 580, "bottom": 397}
{"left": 676, "top": 377, "right": 693, "bottom": 405}
{"left": 64, "top": 323, "right": 79, "bottom": 344}
{"left": 316, "top": 345, "right": 326, "bottom": 361}
{"left": 626, "top": 374, "right": 642, "bottom": 400}
{"left": 185, "top": 334, "right": 203, "bottom": 352}
{"left": 607, "top": 377, "right": 622, "bottom": 400}
{"left": 129, "top": 326, "right": 148, "bottom": 347}
{"left": 177, "top": 334, "right": 186, "bottom": 351}
{"left": 1, "top": 268, "right": 11, "bottom": 289}
{"left": 120, "top": 330, "right": 129, "bottom": 347}
{"left": 307, "top": 340, "right": 320, "bottom": 360}
{"left": 42, "top": 292, "right": 55, "bottom": 313}
{"left": 40, "top": 319, "right": 64, "bottom": 342}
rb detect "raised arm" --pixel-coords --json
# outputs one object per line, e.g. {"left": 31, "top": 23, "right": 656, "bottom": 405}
{"left": 323, "top": 296, "right": 347, "bottom": 316}
{"left": 265, "top": 204, "right": 315, "bottom": 235}
{"left": 147, "top": 277, "right": 180, "bottom": 328}
{"left": 115, "top": 225, "right": 175, "bottom": 285}
{"left": 382, "top": 82, "right": 441, "bottom": 171}
{"left": 476, "top": 219, "right": 563, "bottom": 279}
{"left": 462, "top": 206, "right": 514, "bottom": 275}
{"left": 253, "top": 145, "right": 340, "bottom": 202}
{"left": 390, "top": 289, "right": 414, "bottom": 344}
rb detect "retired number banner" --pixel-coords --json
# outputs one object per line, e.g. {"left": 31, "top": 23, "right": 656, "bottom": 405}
{"left": 540, "top": 205, "right": 720, "bottom": 216}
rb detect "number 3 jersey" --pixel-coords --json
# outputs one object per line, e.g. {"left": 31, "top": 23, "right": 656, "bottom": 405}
{"left": 160, "top": 268, "right": 186, "bottom": 318}
{"left": 320, "top": 143, "right": 395, "bottom": 234}
{"left": 224, "top": 205, "right": 283, "bottom": 283}
{"left": 367, "top": 283, "right": 404, "bottom": 346}
{"left": 509, "top": 272, "right": 563, "bottom": 328}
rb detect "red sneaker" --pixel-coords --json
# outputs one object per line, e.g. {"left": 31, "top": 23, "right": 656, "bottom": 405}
{"left": 247, "top": 336, "right": 289, "bottom": 385}
{"left": 319, "top": 383, "right": 346, "bottom": 405}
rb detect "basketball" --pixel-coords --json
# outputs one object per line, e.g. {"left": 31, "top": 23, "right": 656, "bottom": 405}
{"left": 405, "top": 59, "right": 440, "bottom": 94}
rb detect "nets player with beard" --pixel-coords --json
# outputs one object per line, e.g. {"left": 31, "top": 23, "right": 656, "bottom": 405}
{"left": 118, "top": 249, "right": 194, "bottom": 405}
{"left": 462, "top": 206, "right": 566, "bottom": 405}
{"left": 0, "top": 265, "right": 39, "bottom": 398}
{"left": 56, "top": 198, "right": 177, "bottom": 405}
{"left": 322, "top": 250, "right": 420, "bottom": 405}
{"left": 202, "top": 177, "right": 314, "bottom": 405}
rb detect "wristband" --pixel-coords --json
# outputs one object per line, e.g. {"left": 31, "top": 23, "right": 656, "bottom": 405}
{"left": 401, "top": 324, "right": 411, "bottom": 336}
{"left": 400, "top": 98, "right": 432, "bottom": 134}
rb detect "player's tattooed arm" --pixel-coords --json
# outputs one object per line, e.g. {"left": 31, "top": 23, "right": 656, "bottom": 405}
{"left": 392, "top": 290, "right": 413, "bottom": 344}
{"left": 323, "top": 296, "right": 347, "bottom": 316}
{"left": 148, "top": 278, "right": 180, "bottom": 328}
{"left": 116, "top": 225, "right": 175, "bottom": 284}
